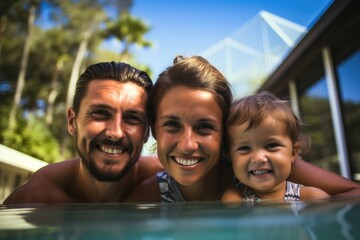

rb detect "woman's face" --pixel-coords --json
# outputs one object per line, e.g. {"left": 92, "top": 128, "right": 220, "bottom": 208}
{"left": 155, "top": 85, "right": 223, "bottom": 186}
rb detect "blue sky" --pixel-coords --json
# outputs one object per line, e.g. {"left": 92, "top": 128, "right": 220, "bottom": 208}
{"left": 125, "top": 0, "right": 333, "bottom": 78}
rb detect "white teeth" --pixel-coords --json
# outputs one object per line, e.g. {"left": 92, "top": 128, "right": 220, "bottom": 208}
{"left": 100, "top": 145, "right": 123, "bottom": 154}
{"left": 174, "top": 157, "right": 201, "bottom": 166}
{"left": 252, "top": 170, "right": 271, "bottom": 175}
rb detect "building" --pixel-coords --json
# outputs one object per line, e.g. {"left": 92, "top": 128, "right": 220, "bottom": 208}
{"left": 202, "top": 10, "right": 307, "bottom": 98}
{"left": 202, "top": 0, "right": 359, "bottom": 182}
{"left": 257, "top": 0, "right": 360, "bottom": 181}
{"left": 0, "top": 144, "right": 48, "bottom": 203}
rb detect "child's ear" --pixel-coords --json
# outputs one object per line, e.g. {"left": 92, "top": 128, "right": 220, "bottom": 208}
{"left": 291, "top": 141, "right": 301, "bottom": 163}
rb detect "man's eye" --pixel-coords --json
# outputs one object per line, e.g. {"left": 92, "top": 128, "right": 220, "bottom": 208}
{"left": 124, "top": 114, "right": 143, "bottom": 125}
{"left": 91, "top": 110, "right": 110, "bottom": 119}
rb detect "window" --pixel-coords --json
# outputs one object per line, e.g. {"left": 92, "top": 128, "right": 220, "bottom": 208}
{"left": 337, "top": 49, "right": 360, "bottom": 182}
{"left": 299, "top": 78, "right": 340, "bottom": 174}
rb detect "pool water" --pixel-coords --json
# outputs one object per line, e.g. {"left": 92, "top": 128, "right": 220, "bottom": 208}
{"left": 0, "top": 197, "right": 359, "bottom": 239}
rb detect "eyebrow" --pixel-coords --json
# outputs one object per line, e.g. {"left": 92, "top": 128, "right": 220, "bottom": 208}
{"left": 89, "top": 104, "right": 146, "bottom": 116}
{"left": 159, "top": 115, "right": 220, "bottom": 127}
{"left": 159, "top": 115, "right": 179, "bottom": 120}
{"left": 89, "top": 103, "right": 112, "bottom": 109}
{"left": 126, "top": 110, "right": 146, "bottom": 119}
{"left": 198, "top": 118, "right": 219, "bottom": 123}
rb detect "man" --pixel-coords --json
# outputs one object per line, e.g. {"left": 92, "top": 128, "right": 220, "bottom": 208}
{"left": 3, "top": 62, "right": 163, "bottom": 204}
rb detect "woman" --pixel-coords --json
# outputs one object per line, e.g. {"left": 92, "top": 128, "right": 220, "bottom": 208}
{"left": 126, "top": 55, "right": 360, "bottom": 202}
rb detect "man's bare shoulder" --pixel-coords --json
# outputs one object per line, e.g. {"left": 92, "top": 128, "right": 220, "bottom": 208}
{"left": 136, "top": 155, "right": 164, "bottom": 181}
{"left": 3, "top": 158, "right": 80, "bottom": 205}
{"left": 125, "top": 175, "right": 161, "bottom": 202}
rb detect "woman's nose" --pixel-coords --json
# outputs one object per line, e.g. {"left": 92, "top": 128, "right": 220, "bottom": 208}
{"left": 178, "top": 128, "right": 198, "bottom": 153}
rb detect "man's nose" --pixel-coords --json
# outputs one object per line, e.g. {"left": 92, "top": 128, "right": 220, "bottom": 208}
{"left": 105, "top": 116, "right": 124, "bottom": 141}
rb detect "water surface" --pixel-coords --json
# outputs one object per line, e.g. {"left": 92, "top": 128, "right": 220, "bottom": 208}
{"left": 1, "top": 197, "right": 359, "bottom": 239}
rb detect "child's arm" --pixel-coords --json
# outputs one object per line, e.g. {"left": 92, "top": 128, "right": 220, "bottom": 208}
{"left": 289, "top": 158, "right": 360, "bottom": 197}
{"left": 221, "top": 188, "right": 244, "bottom": 203}
{"left": 300, "top": 186, "right": 330, "bottom": 200}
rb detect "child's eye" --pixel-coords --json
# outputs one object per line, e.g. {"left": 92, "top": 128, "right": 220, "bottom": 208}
{"left": 266, "top": 143, "right": 281, "bottom": 150}
{"left": 237, "top": 146, "right": 251, "bottom": 154}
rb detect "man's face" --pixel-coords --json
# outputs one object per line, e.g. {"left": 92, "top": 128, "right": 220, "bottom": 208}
{"left": 67, "top": 80, "right": 148, "bottom": 181}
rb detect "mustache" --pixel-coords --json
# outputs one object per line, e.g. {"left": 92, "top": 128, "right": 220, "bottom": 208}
{"left": 90, "top": 137, "right": 132, "bottom": 152}
{"left": 73, "top": 130, "right": 133, "bottom": 153}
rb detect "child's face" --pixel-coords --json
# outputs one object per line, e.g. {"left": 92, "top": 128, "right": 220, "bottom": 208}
{"left": 227, "top": 117, "right": 296, "bottom": 199}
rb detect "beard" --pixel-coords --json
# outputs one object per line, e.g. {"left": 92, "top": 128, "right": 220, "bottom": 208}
{"left": 74, "top": 132, "right": 137, "bottom": 182}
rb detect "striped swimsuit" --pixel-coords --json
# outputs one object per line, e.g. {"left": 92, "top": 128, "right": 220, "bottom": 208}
{"left": 233, "top": 177, "right": 302, "bottom": 201}
{"left": 157, "top": 171, "right": 302, "bottom": 202}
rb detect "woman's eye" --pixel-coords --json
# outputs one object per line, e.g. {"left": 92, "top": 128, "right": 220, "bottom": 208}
{"left": 163, "top": 121, "right": 181, "bottom": 129}
{"left": 198, "top": 123, "right": 214, "bottom": 130}
{"left": 196, "top": 122, "right": 216, "bottom": 135}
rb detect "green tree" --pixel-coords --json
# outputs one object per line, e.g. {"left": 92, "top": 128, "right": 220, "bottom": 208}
{"left": 1, "top": 0, "right": 154, "bottom": 161}
{"left": 8, "top": 0, "right": 40, "bottom": 130}
{"left": 3, "top": 115, "right": 60, "bottom": 163}
{"left": 103, "top": 11, "right": 152, "bottom": 61}
{"left": 300, "top": 96, "right": 338, "bottom": 172}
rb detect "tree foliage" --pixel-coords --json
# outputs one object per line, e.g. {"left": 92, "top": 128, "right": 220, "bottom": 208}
{"left": 103, "top": 11, "right": 152, "bottom": 59}
{"left": 300, "top": 96, "right": 339, "bottom": 172}
{"left": 2, "top": 116, "right": 61, "bottom": 163}
{"left": 0, "top": 0, "right": 152, "bottom": 163}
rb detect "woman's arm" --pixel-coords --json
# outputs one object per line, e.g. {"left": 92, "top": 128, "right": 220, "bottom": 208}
{"left": 289, "top": 158, "right": 360, "bottom": 197}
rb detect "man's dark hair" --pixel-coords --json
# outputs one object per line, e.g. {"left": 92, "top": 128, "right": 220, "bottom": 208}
{"left": 73, "top": 61, "right": 153, "bottom": 114}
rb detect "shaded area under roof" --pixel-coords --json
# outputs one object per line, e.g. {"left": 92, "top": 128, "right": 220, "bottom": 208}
{"left": 258, "top": 0, "right": 360, "bottom": 95}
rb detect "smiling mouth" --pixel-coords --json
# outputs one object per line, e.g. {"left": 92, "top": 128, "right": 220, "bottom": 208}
{"left": 172, "top": 157, "right": 203, "bottom": 166}
{"left": 98, "top": 145, "right": 124, "bottom": 154}
{"left": 250, "top": 170, "right": 273, "bottom": 175}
